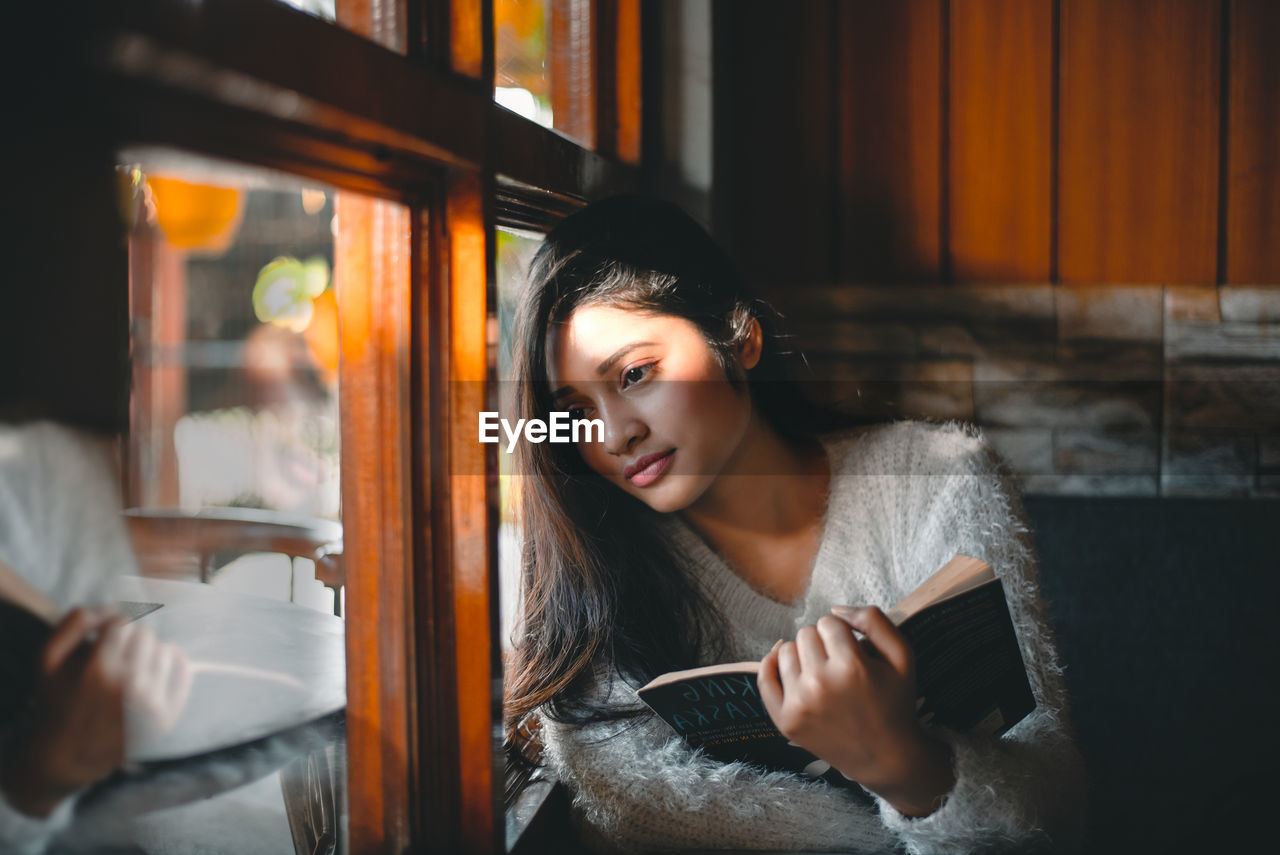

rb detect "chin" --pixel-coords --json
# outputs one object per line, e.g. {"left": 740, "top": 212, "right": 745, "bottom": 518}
{"left": 630, "top": 474, "right": 710, "bottom": 515}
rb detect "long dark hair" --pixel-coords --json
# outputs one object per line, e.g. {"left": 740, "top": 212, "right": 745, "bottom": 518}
{"left": 504, "top": 196, "right": 816, "bottom": 756}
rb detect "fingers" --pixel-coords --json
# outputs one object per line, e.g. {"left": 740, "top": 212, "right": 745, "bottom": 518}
{"left": 777, "top": 639, "right": 801, "bottom": 687}
{"left": 816, "top": 614, "right": 860, "bottom": 661}
{"left": 164, "top": 648, "right": 194, "bottom": 729}
{"left": 795, "top": 624, "right": 827, "bottom": 672}
{"left": 831, "top": 606, "right": 913, "bottom": 674}
{"left": 757, "top": 640, "right": 784, "bottom": 715}
{"left": 121, "top": 621, "right": 157, "bottom": 678}
{"left": 42, "top": 607, "right": 115, "bottom": 675}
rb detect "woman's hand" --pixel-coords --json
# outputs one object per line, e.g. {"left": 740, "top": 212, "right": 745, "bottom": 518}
{"left": 0, "top": 607, "right": 192, "bottom": 817}
{"left": 758, "top": 606, "right": 955, "bottom": 817}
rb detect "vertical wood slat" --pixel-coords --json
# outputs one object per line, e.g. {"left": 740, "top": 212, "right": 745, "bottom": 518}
{"left": 1226, "top": 0, "right": 1280, "bottom": 283}
{"left": 551, "top": 0, "right": 598, "bottom": 148}
{"left": 837, "top": 0, "right": 943, "bottom": 282}
{"left": 716, "top": 0, "right": 836, "bottom": 290}
{"left": 1058, "top": 0, "right": 1221, "bottom": 284}
{"left": 444, "top": 171, "right": 501, "bottom": 854}
{"left": 449, "top": 0, "right": 487, "bottom": 79}
{"left": 335, "top": 193, "right": 415, "bottom": 855}
{"left": 596, "top": 0, "right": 642, "bottom": 164}
{"left": 948, "top": 0, "right": 1054, "bottom": 281}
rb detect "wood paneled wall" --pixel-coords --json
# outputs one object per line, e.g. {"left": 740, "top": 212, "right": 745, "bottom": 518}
{"left": 714, "top": 0, "right": 1280, "bottom": 289}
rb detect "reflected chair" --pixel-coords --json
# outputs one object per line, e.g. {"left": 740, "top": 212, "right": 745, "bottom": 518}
{"left": 124, "top": 507, "right": 345, "bottom": 617}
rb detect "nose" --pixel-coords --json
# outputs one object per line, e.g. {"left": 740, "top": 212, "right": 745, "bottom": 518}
{"left": 601, "top": 406, "right": 647, "bottom": 457}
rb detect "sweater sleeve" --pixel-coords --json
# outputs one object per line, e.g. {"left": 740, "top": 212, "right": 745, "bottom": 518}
{"left": 0, "top": 422, "right": 134, "bottom": 852}
{"left": 873, "top": 425, "right": 1086, "bottom": 854}
{"left": 540, "top": 681, "right": 899, "bottom": 854}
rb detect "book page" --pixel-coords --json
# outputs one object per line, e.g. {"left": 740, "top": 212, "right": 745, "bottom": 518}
{"left": 639, "top": 660, "right": 761, "bottom": 692}
{"left": 886, "top": 554, "right": 993, "bottom": 625}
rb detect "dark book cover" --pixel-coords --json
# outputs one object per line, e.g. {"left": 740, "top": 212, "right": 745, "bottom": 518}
{"left": 898, "top": 578, "right": 1035, "bottom": 736}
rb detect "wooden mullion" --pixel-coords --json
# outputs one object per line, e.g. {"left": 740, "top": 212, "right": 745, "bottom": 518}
{"left": 86, "top": 0, "right": 486, "bottom": 170}
{"left": 595, "top": 0, "right": 641, "bottom": 163}
{"left": 442, "top": 0, "right": 493, "bottom": 82}
{"left": 595, "top": 0, "right": 619, "bottom": 157}
{"left": 99, "top": 76, "right": 443, "bottom": 201}
{"left": 413, "top": 172, "right": 500, "bottom": 855}
{"left": 491, "top": 103, "right": 640, "bottom": 202}
{"left": 336, "top": 193, "right": 416, "bottom": 855}
{"left": 444, "top": 168, "right": 503, "bottom": 855}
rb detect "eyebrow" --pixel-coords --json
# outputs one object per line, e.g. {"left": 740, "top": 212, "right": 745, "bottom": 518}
{"left": 551, "top": 340, "right": 657, "bottom": 400}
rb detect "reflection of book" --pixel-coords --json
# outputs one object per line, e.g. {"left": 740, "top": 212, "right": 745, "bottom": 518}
{"left": 0, "top": 558, "right": 61, "bottom": 728}
{"left": 2, "top": 560, "right": 301, "bottom": 732}
{"left": 637, "top": 554, "right": 1035, "bottom": 786}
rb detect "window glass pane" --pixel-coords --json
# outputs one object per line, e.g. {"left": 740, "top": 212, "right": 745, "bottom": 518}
{"left": 106, "top": 148, "right": 349, "bottom": 853}
{"left": 495, "top": 227, "right": 544, "bottom": 658}
{"left": 495, "top": 0, "right": 554, "bottom": 128}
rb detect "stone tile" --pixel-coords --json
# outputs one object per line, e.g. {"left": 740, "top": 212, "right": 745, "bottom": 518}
{"left": 982, "top": 427, "right": 1054, "bottom": 476}
{"left": 1163, "top": 431, "right": 1256, "bottom": 476}
{"left": 1165, "top": 321, "right": 1280, "bottom": 362}
{"left": 1052, "top": 430, "right": 1160, "bottom": 475}
{"left": 976, "top": 352, "right": 1161, "bottom": 383}
{"left": 777, "top": 284, "right": 1056, "bottom": 322}
{"left": 1055, "top": 340, "right": 1164, "bottom": 367}
{"left": 917, "top": 324, "right": 981, "bottom": 356}
{"left": 1164, "top": 285, "right": 1221, "bottom": 323}
{"left": 814, "top": 359, "right": 974, "bottom": 421}
{"left": 973, "top": 379, "right": 1160, "bottom": 429}
{"left": 1160, "top": 474, "right": 1253, "bottom": 498}
{"left": 1220, "top": 286, "right": 1280, "bottom": 323}
{"left": 791, "top": 321, "right": 916, "bottom": 356}
{"left": 1165, "top": 364, "right": 1280, "bottom": 431}
{"left": 917, "top": 321, "right": 1056, "bottom": 361}
{"left": 1020, "top": 473, "right": 1159, "bottom": 497}
{"left": 1056, "top": 285, "right": 1163, "bottom": 342}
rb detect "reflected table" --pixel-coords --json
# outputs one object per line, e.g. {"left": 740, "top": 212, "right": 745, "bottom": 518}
{"left": 57, "top": 577, "right": 346, "bottom": 854}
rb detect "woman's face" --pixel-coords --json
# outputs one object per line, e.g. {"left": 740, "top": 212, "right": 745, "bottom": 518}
{"left": 547, "top": 304, "right": 759, "bottom": 514}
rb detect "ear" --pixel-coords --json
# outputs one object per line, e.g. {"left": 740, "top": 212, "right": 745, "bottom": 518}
{"left": 738, "top": 317, "right": 763, "bottom": 372}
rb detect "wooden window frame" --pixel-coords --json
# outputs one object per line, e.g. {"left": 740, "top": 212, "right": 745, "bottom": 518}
{"left": 46, "top": 0, "right": 645, "bottom": 852}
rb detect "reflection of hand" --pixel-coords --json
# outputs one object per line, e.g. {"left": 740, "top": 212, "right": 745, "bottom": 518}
{"left": 0, "top": 607, "right": 192, "bottom": 818}
{"left": 758, "top": 606, "right": 955, "bottom": 818}
{"left": 121, "top": 617, "right": 193, "bottom": 738}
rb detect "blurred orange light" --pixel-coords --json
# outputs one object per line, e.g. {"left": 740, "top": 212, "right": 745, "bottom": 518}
{"left": 147, "top": 175, "right": 244, "bottom": 252}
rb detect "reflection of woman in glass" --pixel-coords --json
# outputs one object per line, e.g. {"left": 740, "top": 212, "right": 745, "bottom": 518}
{"left": 504, "top": 197, "right": 1084, "bottom": 853}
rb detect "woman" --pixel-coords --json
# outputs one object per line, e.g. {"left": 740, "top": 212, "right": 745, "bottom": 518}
{"left": 505, "top": 196, "right": 1085, "bottom": 853}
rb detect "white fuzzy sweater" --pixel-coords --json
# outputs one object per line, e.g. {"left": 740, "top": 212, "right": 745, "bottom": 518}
{"left": 541, "top": 421, "right": 1086, "bottom": 854}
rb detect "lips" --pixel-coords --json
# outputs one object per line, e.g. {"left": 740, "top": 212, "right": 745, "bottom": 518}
{"left": 624, "top": 449, "right": 675, "bottom": 487}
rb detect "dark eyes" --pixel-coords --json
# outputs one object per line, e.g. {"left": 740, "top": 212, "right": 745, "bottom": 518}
{"left": 622, "top": 363, "right": 654, "bottom": 388}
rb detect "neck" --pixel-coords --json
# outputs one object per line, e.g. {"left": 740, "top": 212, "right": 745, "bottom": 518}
{"left": 679, "top": 414, "right": 828, "bottom": 547}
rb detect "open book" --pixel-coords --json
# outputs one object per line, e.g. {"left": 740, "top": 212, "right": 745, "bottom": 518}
{"left": 636, "top": 554, "right": 1035, "bottom": 786}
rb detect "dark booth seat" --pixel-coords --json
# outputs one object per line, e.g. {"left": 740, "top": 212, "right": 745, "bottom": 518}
{"left": 510, "top": 495, "right": 1280, "bottom": 855}
{"left": 1023, "top": 495, "right": 1280, "bottom": 855}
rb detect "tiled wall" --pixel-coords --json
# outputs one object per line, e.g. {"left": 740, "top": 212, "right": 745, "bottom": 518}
{"left": 774, "top": 284, "right": 1280, "bottom": 498}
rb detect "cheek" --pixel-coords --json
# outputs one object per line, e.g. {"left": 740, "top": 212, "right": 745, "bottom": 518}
{"left": 682, "top": 380, "right": 751, "bottom": 443}
{"left": 576, "top": 439, "right": 615, "bottom": 481}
